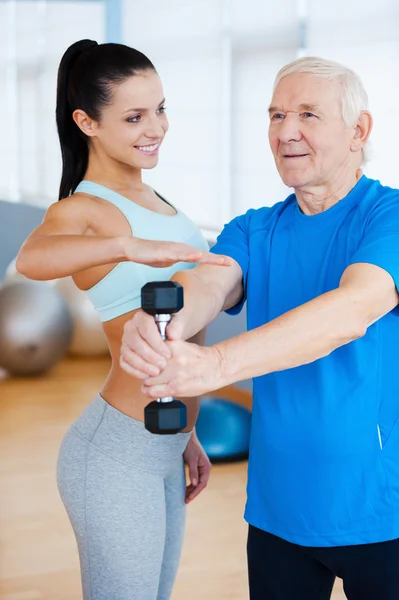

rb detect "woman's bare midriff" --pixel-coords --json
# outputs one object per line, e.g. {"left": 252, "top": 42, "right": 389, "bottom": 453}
{"left": 99, "top": 309, "right": 200, "bottom": 432}
{"left": 68, "top": 190, "right": 199, "bottom": 431}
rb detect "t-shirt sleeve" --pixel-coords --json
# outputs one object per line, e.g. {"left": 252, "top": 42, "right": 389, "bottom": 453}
{"left": 210, "top": 211, "right": 252, "bottom": 315}
{"left": 349, "top": 192, "right": 399, "bottom": 291}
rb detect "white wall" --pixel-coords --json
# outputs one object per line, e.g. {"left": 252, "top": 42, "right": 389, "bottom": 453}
{"left": 125, "top": 0, "right": 399, "bottom": 224}
{"left": 122, "top": 0, "right": 227, "bottom": 228}
{"left": 307, "top": 0, "right": 399, "bottom": 189}
{"left": 0, "top": 0, "right": 398, "bottom": 232}
{"left": 0, "top": 0, "right": 104, "bottom": 204}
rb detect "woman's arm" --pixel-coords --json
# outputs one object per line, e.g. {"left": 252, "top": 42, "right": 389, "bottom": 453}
{"left": 16, "top": 197, "right": 231, "bottom": 281}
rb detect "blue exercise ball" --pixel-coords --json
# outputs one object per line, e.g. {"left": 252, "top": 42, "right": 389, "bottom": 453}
{"left": 196, "top": 397, "right": 252, "bottom": 462}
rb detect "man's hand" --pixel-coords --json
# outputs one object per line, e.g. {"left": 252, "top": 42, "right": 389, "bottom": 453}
{"left": 120, "top": 311, "right": 225, "bottom": 397}
{"left": 120, "top": 310, "right": 171, "bottom": 379}
{"left": 183, "top": 431, "right": 212, "bottom": 503}
{"left": 141, "top": 341, "right": 224, "bottom": 398}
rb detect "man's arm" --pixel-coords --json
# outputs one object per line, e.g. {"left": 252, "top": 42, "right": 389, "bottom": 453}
{"left": 139, "top": 262, "right": 399, "bottom": 399}
{"left": 120, "top": 208, "right": 251, "bottom": 379}
{"left": 216, "top": 262, "right": 398, "bottom": 385}
{"left": 167, "top": 261, "right": 244, "bottom": 340}
{"left": 119, "top": 260, "right": 243, "bottom": 380}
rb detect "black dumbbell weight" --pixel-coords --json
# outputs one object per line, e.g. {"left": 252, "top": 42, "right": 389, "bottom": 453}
{"left": 141, "top": 281, "right": 187, "bottom": 434}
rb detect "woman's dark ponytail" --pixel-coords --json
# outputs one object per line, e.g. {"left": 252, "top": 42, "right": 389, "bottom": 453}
{"left": 55, "top": 39, "right": 155, "bottom": 200}
{"left": 56, "top": 40, "right": 98, "bottom": 200}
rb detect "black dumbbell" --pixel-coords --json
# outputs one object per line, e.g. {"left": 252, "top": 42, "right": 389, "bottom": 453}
{"left": 141, "top": 281, "right": 187, "bottom": 435}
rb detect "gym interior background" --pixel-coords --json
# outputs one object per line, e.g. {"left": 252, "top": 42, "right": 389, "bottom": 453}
{"left": 0, "top": 1, "right": 398, "bottom": 598}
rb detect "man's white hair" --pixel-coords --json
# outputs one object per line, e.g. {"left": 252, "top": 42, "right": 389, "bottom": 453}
{"left": 273, "top": 56, "right": 371, "bottom": 164}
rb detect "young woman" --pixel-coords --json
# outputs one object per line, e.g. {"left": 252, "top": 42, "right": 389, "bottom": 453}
{"left": 16, "top": 39, "right": 230, "bottom": 600}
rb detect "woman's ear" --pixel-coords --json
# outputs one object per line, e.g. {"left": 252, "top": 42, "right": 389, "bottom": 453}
{"left": 72, "top": 109, "right": 99, "bottom": 138}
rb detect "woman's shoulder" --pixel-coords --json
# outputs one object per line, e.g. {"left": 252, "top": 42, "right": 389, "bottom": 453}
{"left": 41, "top": 192, "right": 104, "bottom": 235}
{"left": 51, "top": 189, "right": 106, "bottom": 214}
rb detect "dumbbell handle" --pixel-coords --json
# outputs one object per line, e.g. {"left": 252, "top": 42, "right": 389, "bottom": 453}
{"left": 154, "top": 314, "right": 174, "bottom": 404}
{"left": 155, "top": 313, "right": 171, "bottom": 341}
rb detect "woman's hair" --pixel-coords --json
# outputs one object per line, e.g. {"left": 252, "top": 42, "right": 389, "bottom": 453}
{"left": 56, "top": 40, "right": 156, "bottom": 200}
{"left": 273, "top": 56, "right": 371, "bottom": 164}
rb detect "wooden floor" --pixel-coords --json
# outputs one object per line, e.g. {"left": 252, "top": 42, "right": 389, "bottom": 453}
{"left": 0, "top": 356, "right": 345, "bottom": 599}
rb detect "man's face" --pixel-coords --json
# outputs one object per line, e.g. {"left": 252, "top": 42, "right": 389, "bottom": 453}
{"left": 268, "top": 73, "right": 355, "bottom": 190}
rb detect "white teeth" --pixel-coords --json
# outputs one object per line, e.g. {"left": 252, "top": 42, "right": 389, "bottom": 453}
{"left": 137, "top": 144, "right": 159, "bottom": 152}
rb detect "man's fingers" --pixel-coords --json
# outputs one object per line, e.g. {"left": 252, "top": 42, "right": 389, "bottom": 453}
{"left": 120, "top": 345, "right": 162, "bottom": 378}
{"left": 142, "top": 370, "right": 168, "bottom": 386}
{"left": 137, "top": 323, "right": 171, "bottom": 359}
{"left": 141, "top": 384, "right": 171, "bottom": 398}
{"left": 125, "top": 312, "right": 171, "bottom": 359}
{"left": 166, "top": 317, "right": 185, "bottom": 341}
{"left": 119, "top": 357, "right": 151, "bottom": 380}
{"left": 123, "top": 332, "right": 167, "bottom": 369}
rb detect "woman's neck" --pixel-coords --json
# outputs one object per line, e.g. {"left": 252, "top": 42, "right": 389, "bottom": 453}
{"left": 84, "top": 154, "right": 144, "bottom": 194}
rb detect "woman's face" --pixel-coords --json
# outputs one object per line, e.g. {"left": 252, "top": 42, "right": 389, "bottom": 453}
{"left": 81, "top": 70, "right": 169, "bottom": 170}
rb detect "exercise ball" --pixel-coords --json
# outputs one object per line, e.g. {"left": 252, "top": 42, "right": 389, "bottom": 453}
{"left": 195, "top": 397, "right": 252, "bottom": 462}
{"left": 0, "top": 281, "right": 73, "bottom": 376}
{"left": 54, "top": 277, "right": 109, "bottom": 356}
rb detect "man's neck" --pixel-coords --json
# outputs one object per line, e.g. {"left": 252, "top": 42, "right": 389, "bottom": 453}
{"left": 295, "top": 168, "right": 363, "bottom": 216}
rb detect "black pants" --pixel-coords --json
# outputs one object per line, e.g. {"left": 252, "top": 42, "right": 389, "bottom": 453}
{"left": 247, "top": 525, "right": 399, "bottom": 600}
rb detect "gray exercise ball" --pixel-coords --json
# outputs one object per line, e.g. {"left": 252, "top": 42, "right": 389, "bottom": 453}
{"left": 54, "top": 277, "right": 109, "bottom": 356}
{"left": 0, "top": 281, "right": 73, "bottom": 376}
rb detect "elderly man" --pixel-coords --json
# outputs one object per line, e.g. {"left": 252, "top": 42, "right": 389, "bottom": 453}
{"left": 120, "top": 57, "right": 399, "bottom": 600}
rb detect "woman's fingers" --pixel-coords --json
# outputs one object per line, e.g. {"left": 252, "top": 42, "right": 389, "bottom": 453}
{"left": 130, "top": 238, "right": 233, "bottom": 268}
{"left": 183, "top": 250, "right": 234, "bottom": 266}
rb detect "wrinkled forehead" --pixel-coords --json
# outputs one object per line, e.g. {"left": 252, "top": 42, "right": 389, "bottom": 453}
{"left": 270, "top": 73, "right": 342, "bottom": 116}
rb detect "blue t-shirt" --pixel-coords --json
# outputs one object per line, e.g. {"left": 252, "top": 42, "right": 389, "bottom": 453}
{"left": 211, "top": 175, "right": 399, "bottom": 546}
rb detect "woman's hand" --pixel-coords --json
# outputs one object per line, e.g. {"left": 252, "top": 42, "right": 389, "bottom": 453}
{"left": 183, "top": 431, "right": 212, "bottom": 503}
{"left": 123, "top": 237, "right": 233, "bottom": 268}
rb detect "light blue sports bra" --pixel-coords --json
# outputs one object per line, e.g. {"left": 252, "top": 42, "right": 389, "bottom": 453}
{"left": 75, "top": 181, "right": 209, "bottom": 322}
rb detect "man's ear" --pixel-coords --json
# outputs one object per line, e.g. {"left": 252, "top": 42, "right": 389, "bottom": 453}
{"left": 351, "top": 111, "right": 373, "bottom": 153}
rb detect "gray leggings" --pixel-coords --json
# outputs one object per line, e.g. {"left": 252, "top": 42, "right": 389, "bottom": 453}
{"left": 57, "top": 394, "right": 191, "bottom": 600}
